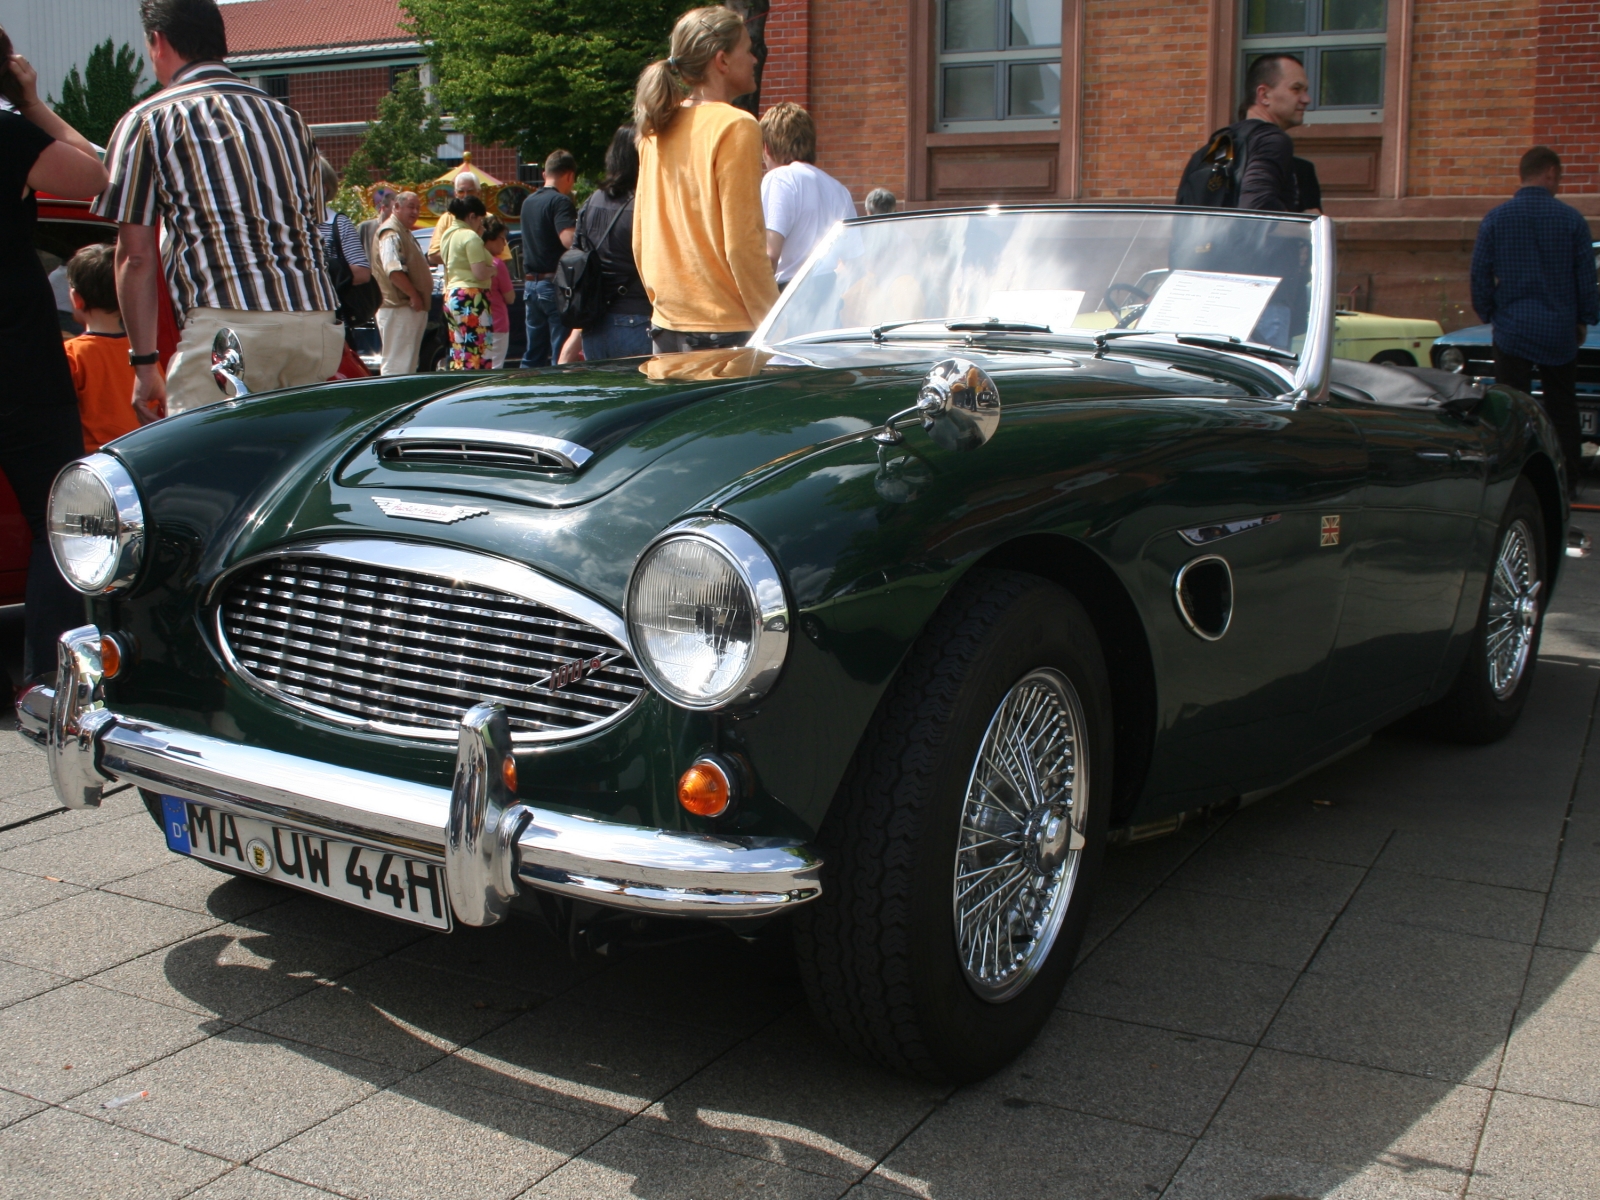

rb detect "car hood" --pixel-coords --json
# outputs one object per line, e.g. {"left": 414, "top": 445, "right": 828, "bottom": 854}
{"left": 115, "top": 340, "right": 1254, "bottom": 610}
{"left": 1333, "top": 311, "right": 1442, "bottom": 337}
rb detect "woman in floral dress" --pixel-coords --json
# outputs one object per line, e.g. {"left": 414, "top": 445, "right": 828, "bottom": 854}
{"left": 437, "top": 195, "right": 493, "bottom": 369}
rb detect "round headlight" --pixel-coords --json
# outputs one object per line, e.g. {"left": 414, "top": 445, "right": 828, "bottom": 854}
{"left": 1437, "top": 345, "right": 1466, "bottom": 373}
{"left": 625, "top": 519, "right": 789, "bottom": 710}
{"left": 47, "top": 454, "right": 144, "bottom": 595}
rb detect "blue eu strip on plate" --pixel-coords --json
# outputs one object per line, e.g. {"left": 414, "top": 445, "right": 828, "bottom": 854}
{"left": 161, "top": 794, "right": 191, "bottom": 854}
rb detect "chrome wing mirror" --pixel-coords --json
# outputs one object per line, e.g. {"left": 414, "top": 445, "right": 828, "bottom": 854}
{"left": 874, "top": 358, "right": 1001, "bottom": 452}
{"left": 211, "top": 328, "right": 250, "bottom": 398}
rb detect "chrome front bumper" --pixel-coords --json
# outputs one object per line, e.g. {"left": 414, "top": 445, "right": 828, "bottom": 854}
{"left": 15, "top": 626, "right": 822, "bottom": 927}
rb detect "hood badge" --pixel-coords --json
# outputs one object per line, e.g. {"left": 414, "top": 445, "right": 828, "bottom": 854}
{"left": 372, "top": 496, "right": 489, "bottom": 525}
{"left": 540, "top": 652, "right": 617, "bottom": 692}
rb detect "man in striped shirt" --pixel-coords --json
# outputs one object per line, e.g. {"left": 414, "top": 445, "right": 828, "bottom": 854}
{"left": 96, "top": 0, "right": 344, "bottom": 416}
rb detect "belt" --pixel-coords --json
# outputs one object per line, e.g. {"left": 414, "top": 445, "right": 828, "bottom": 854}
{"left": 525, "top": 272, "right": 556, "bottom": 282}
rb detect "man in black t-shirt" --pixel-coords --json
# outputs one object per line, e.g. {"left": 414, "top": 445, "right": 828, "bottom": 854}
{"left": 1228, "top": 53, "right": 1310, "bottom": 347}
{"left": 1234, "top": 54, "right": 1307, "bottom": 213}
{"left": 519, "top": 148, "right": 577, "bottom": 367}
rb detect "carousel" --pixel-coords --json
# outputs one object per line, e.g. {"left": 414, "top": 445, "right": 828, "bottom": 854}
{"left": 361, "top": 153, "right": 531, "bottom": 226}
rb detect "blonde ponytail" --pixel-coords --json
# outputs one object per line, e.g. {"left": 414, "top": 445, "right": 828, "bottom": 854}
{"left": 633, "top": 5, "right": 746, "bottom": 140}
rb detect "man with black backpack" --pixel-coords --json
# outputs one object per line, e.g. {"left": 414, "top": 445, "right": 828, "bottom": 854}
{"left": 519, "top": 148, "right": 578, "bottom": 367}
{"left": 1176, "top": 53, "right": 1308, "bottom": 212}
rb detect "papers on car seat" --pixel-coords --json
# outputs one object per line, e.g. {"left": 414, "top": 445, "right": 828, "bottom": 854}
{"left": 1137, "top": 270, "right": 1281, "bottom": 341}
{"left": 986, "top": 290, "right": 1085, "bottom": 332}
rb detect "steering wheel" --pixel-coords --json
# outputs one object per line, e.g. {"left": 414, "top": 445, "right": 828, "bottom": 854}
{"left": 1104, "top": 283, "right": 1152, "bottom": 329}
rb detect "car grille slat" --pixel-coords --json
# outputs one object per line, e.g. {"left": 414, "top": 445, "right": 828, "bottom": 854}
{"left": 220, "top": 557, "right": 647, "bottom": 739}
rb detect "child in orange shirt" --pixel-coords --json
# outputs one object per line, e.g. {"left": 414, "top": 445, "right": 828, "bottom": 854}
{"left": 63, "top": 243, "right": 160, "bottom": 453}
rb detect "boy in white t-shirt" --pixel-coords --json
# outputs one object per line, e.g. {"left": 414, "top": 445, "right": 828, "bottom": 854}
{"left": 759, "top": 102, "right": 857, "bottom": 286}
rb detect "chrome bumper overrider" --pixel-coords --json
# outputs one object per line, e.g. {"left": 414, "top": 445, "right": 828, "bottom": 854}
{"left": 15, "top": 626, "right": 822, "bottom": 926}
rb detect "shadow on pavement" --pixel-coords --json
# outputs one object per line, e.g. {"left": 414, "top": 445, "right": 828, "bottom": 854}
{"left": 114, "top": 656, "right": 1600, "bottom": 1198}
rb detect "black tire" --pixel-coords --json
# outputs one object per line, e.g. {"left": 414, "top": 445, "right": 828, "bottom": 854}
{"left": 1370, "top": 349, "right": 1418, "bottom": 366}
{"left": 793, "top": 570, "right": 1112, "bottom": 1082}
{"left": 1414, "top": 476, "right": 1546, "bottom": 743}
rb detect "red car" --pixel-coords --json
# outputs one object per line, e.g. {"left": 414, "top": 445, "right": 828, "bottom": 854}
{"left": 2, "top": 198, "right": 181, "bottom": 612}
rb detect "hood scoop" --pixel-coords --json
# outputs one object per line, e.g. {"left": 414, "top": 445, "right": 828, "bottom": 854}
{"left": 376, "top": 426, "right": 594, "bottom": 472}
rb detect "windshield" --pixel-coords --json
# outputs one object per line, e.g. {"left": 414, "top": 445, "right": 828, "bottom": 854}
{"left": 759, "top": 208, "right": 1318, "bottom": 355}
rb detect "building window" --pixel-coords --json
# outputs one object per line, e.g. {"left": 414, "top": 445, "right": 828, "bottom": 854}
{"left": 1240, "top": 0, "right": 1385, "bottom": 123}
{"left": 389, "top": 64, "right": 418, "bottom": 90}
{"left": 937, "top": 0, "right": 1061, "bottom": 132}
{"left": 262, "top": 74, "right": 290, "bottom": 100}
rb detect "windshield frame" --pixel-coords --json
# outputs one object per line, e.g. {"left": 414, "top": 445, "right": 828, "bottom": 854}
{"left": 751, "top": 205, "right": 1335, "bottom": 405}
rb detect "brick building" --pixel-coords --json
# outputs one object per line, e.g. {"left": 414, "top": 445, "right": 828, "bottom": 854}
{"left": 759, "top": 0, "right": 1600, "bottom": 328}
{"left": 219, "top": 0, "right": 517, "bottom": 181}
{"left": 214, "top": 0, "right": 1596, "bottom": 327}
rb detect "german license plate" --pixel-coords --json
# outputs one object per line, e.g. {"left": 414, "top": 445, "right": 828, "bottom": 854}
{"left": 159, "top": 796, "right": 450, "bottom": 929}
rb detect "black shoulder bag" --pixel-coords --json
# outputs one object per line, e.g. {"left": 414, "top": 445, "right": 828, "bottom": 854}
{"left": 327, "top": 216, "right": 383, "bottom": 326}
{"left": 554, "top": 197, "right": 631, "bottom": 328}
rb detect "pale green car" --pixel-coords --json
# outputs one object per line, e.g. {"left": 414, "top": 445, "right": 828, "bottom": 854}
{"left": 1332, "top": 309, "right": 1443, "bottom": 367}
{"left": 1087, "top": 269, "right": 1441, "bottom": 366}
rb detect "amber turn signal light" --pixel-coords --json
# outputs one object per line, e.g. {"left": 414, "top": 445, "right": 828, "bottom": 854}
{"left": 678, "top": 758, "right": 732, "bottom": 818}
{"left": 100, "top": 635, "right": 123, "bottom": 679}
{"left": 501, "top": 755, "right": 518, "bottom": 792}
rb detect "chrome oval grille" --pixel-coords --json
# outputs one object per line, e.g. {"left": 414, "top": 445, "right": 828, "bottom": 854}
{"left": 219, "top": 556, "right": 646, "bottom": 741}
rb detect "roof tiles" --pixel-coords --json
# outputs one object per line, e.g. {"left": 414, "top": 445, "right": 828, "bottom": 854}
{"left": 222, "top": 0, "right": 408, "bottom": 55}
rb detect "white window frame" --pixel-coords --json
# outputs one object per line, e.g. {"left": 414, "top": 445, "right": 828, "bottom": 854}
{"left": 936, "top": 0, "right": 1063, "bottom": 134}
{"left": 1239, "top": 0, "right": 1387, "bottom": 124}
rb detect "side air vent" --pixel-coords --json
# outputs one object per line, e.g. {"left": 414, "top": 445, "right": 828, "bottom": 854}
{"left": 1174, "top": 555, "right": 1233, "bottom": 641}
{"left": 376, "top": 427, "right": 594, "bottom": 472}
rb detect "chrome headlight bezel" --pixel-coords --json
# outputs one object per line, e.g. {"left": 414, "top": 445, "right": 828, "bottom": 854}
{"left": 47, "top": 453, "right": 145, "bottom": 596}
{"left": 624, "top": 517, "right": 790, "bottom": 711}
{"left": 1437, "top": 345, "right": 1466, "bottom": 373}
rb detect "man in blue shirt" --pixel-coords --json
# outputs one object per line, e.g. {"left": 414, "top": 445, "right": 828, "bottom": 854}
{"left": 1471, "top": 146, "right": 1599, "bottom": 495}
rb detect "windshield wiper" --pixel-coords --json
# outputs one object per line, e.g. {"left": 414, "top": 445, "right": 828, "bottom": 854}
{"left": 945, "top": 318, "right": 1053, "bottom": 334}
{"left": 869, "top": 316, "right": 1052, "bottom": 343}
{"left": 1093, "top": 329, "right": 1297, "bottom": 365}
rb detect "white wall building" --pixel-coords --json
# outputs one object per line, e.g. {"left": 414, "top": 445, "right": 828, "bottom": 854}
{"left": 0, "top": 0, "right": 150, "bottom": 102}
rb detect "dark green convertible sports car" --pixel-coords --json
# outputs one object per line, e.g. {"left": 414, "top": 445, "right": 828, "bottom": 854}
{"left": 18, "top": 207, "right": 1566, "bottom": 1082}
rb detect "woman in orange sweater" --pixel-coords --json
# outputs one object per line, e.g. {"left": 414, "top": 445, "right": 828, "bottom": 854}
{"left": 632, "top": 6, "right": 778, "bottom": 353}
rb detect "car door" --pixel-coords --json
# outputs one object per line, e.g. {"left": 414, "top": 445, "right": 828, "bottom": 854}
{"left": 1135, "top": 401, "right": 1368, "bottom": 804}
{"left": 1315, "top": 397, "right": 1487, "bottom": 728}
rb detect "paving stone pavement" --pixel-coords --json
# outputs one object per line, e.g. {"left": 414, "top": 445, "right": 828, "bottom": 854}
{"left": 4, "top": 520, "right": 1600, "bottom": 1198}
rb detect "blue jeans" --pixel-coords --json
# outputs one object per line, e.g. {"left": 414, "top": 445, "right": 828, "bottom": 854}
{"left": 582, "top": 312, "right": 652, "bottom": 361}
{"left": 521, "top": 279, "right": 567, "bottom": 367}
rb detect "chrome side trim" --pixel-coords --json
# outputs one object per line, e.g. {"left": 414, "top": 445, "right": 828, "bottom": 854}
{"left": 19, "top": 628, "right": 821, "bottom": 923}
{"left": 377, "top": 427, "right": 594, "bottom": 472}
{"left": 1178, "top": 513, "right": 1281, "bottom": 546}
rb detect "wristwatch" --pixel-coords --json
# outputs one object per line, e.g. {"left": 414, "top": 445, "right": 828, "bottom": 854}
{"left": 129, "top": 350, "right": 160, "bottom": 366}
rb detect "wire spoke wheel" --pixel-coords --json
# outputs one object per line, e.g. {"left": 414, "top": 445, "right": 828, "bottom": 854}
{"left": 953, "top": 667, "right": 1087, "bottom": 1003}
{"left": 1485, "top": 518, "right": 1540, "bottom": 700}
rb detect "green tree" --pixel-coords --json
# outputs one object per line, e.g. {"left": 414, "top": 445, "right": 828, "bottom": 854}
{"left": 342, "top": 69, "right": 446, "bottom": 188}
{"left": 400, "top": 0, "right": 680, "bottom": 173}
{"left": 51, "top": 40, "right": 152, "bottom": 147}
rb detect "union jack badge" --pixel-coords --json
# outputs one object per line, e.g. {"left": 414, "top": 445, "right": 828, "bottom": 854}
{"left": 1320, "top": 515, "right": 1341, "bottom": 547}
